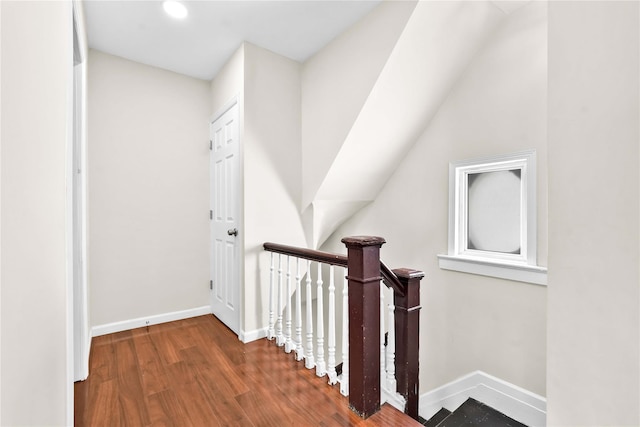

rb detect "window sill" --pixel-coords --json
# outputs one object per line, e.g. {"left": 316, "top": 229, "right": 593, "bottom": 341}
{"left": 437, "top": 254, "right": 547, "bottom": 286}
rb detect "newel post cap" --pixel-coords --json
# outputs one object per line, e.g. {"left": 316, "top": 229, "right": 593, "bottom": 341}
{"left": 393, "top": 268, "right": 425, "bottom": 281}
{"left": 341, "top": 236, "right": 386, "bottom": 248}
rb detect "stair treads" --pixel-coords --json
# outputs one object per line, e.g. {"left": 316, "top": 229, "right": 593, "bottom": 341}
{"left": 423, "top": 407, "right": 452, "bottom": 427}
{"left": 435, "top": 398, "right": 527, "bottom": 427}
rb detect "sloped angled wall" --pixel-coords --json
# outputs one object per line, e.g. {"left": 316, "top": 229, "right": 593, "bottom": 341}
{"left": 301, "top": 0, "right": 416, "bottom": 210}
{"left": 304, "top": 1, "right": 514, "bottom": 248}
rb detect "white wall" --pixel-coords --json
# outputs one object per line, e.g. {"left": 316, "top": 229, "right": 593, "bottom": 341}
{"left": 323, "top": 1, "right": 548, "bottom": 397}
{"left": 243, "top": 43, "right": 305, "bottom": 334}
{"left": 547, "top": 2, "right": 640, "bottom": 425}
{"left": 0, "top": 1, "right": 71, "bottom": 424}
{"left": 210, "top": 44, "right": 244, "bottom": 117}
{"left": 88, "top": 50, "right": 211, "bottom": 327}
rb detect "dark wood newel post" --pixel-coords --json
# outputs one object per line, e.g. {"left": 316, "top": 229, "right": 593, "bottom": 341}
{"left": 341, "top": 236, "right": 386, "bottom": 419}
{"left": 393, "top": 268, "right": 424, "bottom": 420}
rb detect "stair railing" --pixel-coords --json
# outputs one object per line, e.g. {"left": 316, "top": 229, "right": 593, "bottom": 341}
{"left": 263, "top": 236, "right": 423, "bottom": 420}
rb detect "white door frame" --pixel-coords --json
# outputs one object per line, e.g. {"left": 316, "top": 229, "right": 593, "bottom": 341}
{"left": 210, "top": 96, "right": 243, "bottom": 336}
{"left": 63, "top": 1, "right": 90, "bottom": 423}
{"left": 69, "top": 0, "right": 89, "bottom": 385}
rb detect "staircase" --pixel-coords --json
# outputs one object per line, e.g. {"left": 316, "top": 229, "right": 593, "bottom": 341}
{"left": 262, "top": 237, "right": 537, "bottom": 426}
{"left": 263, "top": 236, "right": 423, "bottom": 421}
{"left": 421, "top": 398, "right": 528, "bottom": 427}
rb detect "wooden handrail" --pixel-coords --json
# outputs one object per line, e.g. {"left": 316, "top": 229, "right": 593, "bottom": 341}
{"left": 263, "top": 242, "right": 348, "bottom": 267}
{"left": 380, "top": 260, "right": 405, "bottom": 297}
{"left": 264, "top": 242, "right": 405, "bottom": 297}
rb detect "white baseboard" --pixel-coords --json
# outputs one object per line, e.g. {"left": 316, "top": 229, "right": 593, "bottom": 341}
{"left": 419, "top": 371, "right": 546, "bottom": 427}
{"left": 91, "top": 306, "right": 211, "bottom": 337}
{"left": 239, "top": 327, "right": 268, "bottom": 343}
{"left": 382, "top": 387, "right": 407, "bottom": 413}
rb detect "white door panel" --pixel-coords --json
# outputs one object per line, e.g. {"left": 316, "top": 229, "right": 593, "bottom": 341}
{"left": 210, "top": 101, "right": 240, "bottom": 334}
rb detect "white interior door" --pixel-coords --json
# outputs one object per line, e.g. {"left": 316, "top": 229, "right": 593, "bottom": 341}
{"left": 210, "top": 101, "right": 240, "bottom": 334}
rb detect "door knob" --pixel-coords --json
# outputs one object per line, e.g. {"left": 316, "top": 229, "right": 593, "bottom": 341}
{"left": 227, "top": 228, "right": 238, "bottom": 236}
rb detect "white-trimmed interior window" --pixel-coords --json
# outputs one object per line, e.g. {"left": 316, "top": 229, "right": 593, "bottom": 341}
{"left": 438, "top": 150, "right": 547, "bottom": 285}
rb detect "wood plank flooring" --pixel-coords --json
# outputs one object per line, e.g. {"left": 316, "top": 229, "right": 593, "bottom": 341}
{"left": 75, "top": 314, "right": 422, "bottom": 426}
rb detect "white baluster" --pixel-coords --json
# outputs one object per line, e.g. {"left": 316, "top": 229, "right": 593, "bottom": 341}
{"left": 380, "top": 284, "right": 386, "bottom": 387}
{"left": 285, "top": 256, "right": 293, "bottom": 353}
{"left": 340, "top": 271, "right": 349, "bottom": 396}
{"left": 327, "top": 265, "right": 337, "bottom": 385}
{"left": 268, "top": 252, "right": 275, "bottom": 340}
{"left": 276, "top": 254, "right": 284, "bottom": 346}
{"left": 316, "top": 263, "right": 326, "bottom": 377}
{"left": 386, "top": 302, "right": 397, "bottom": 393}
{"left": 294, "top": 257, "right": 304, "bottom": 361}
{"left": 305, "top": 260, "right": 315, "bottom": 369}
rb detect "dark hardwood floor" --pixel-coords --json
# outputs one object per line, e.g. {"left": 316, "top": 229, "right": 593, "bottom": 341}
{"left": 75, "top": 314, "right": 422, "bottom": 426}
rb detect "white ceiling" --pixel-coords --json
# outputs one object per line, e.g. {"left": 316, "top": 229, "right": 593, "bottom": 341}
{"left": 84, "top": 0, "right": 382, "bottom": 80}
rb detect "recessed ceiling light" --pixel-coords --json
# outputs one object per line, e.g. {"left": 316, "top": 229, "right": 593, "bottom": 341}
{"left": 163, "top": 1, "right": 188, "bottom": 19}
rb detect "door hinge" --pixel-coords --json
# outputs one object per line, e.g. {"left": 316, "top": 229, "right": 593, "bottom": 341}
{"left": 209, "top": 280, "right": 213, "bottom": 290}
{"left": 209, "top": 210, "right": 213, "bottom": 220}
{"left": 209, "top": 140, "right": 212, "bottom": 150}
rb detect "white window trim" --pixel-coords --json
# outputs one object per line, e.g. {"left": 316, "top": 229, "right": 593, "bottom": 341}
{"left": 438, "top": 150, "right": 547, "bottom": 286}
